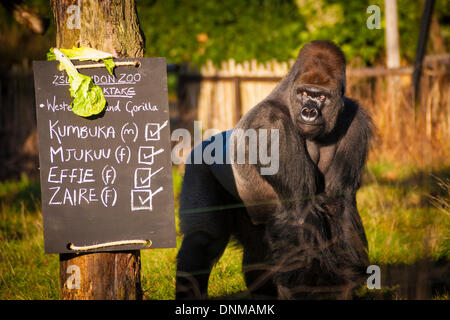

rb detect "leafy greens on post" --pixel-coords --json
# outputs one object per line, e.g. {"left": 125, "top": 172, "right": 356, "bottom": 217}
{"left": 49, "top": 48, "right": 108, "bottom": 117}
{"left": 47, "top": 47, "right": 116, "bottom": 75}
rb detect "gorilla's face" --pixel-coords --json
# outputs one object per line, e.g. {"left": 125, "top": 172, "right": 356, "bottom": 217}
{"left": 290, "top": 83, "right": 343, "bottom": 140}
{"left": 287, "top": 40, "right": 347, "bottom": 140}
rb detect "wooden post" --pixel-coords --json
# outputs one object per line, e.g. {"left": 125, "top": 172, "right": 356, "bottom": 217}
{"left": 384, "top": 0, "right": 401, "bottom": 145}
{"left": 412, "top": 0, "right": 435, "bottom": 99}
{"left": 384, "top": 0, "right": 401, "bottom": 71}
{"left": 234, "top": 77, "right": 242, "bottom": 124}
{"left": 51, "top": 0, "right": 145, "bottom": 300}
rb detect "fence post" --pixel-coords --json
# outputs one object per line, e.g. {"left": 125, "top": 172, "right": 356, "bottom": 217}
{"left": 234, "top": 77, "right": 242, "bottom": 123}
{"left": 384, "top": 0, "right": 401, "bottom": 141}
{"left": 412, "top": 0, "right": 435, "bottom": 101}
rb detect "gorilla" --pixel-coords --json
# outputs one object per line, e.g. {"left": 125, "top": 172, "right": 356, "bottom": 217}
{"left": 176, "top": 41, "right": 372, "bottom": 299}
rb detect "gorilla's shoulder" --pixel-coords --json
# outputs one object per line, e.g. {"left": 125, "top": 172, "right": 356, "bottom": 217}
{"left": 341, "top": 97, "right": 373, "bottom": 142}
{"left": 237, "top": 98, "right": 291, "bottom": 130}
{"left": 344, "top": 97, "right": 372, "bottom": 122}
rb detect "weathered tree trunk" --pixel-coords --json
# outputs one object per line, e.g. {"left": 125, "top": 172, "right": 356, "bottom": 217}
{"left": 51, "top": 0, "right": 144, "bottom": 300}
{"left": 60, "top": 252, "right": 142, "bottom": 299}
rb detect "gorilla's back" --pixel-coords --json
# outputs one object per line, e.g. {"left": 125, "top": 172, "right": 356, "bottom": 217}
{"left": 187, "top": 130, "right": 277, "bottom": 225}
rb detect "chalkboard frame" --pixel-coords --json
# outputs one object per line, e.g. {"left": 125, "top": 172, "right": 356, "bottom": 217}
{"left": 33, "top": 57, "right": 176, "bottom": 254}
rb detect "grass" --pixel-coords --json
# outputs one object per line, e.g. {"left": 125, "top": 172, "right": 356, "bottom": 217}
{"left": 360, "top": 161, "right": 450, "bottom": 264}
{"left": 0, "top": 162, "right": 448, "bottom": 300}
{"left": 0, "top": 174, "right": 60, "bottom": 299}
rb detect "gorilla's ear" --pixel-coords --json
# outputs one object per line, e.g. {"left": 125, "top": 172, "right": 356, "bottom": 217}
{"left": 295, "top": 41, "right": 346, "bottom": 96}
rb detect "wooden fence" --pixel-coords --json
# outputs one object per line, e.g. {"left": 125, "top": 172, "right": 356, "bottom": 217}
{"left": 0, "top": 55, "right": 448, "bottom": 179}
{"left": 179, "top": 55, "right": 450, "bottom": 166}
{"left": 0, "top": 69, "right": 37, "bottom": 179}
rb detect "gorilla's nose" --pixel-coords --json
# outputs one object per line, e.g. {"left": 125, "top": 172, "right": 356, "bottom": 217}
{"left": 300, "top": 107, "right": 319, "bottom": 122}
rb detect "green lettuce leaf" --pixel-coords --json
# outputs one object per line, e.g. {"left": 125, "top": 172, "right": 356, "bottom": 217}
{"left": 47, "top": 47, "right": 116, "bottom": 75}
{"left": 102, "top": 58, "right": 115, "bottom": 76}
{"left": 51, "top": 48, "right": 106, "bottom": 117}
{"left": 47, "top": 46, "right": 113, "bottom": 61}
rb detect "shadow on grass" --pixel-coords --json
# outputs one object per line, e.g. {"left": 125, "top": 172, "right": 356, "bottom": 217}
{"left": 363, "top": 166, "right": 450, "bottom": 200}
{"left": 212, "top": 259, "right": 450, "bottom": 300}
{"left": 0, "top": 175, "right": 41, "bottom": 240}
{"left": 377, "top": 259, "right": 450, "bottom": 300}
{"left": 0, "top": 175, "right": 41, "bottom": 213}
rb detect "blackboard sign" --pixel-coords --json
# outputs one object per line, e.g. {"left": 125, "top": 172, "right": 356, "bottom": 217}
{"left": 33, "top": 58, "right": 176, "bottom": 254}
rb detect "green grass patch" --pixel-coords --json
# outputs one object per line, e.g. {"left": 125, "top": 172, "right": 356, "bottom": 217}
{"left": 0, "top": 162, "right": 448, "bottom": 299}
{"left": 360, "top": 163, "right": 450, "bottom": 264}
{"left": 0, "top": 175, "right": 59, "bottom": 299}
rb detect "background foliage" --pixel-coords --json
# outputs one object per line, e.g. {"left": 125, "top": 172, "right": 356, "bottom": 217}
{"left": 0, "top": 1, "right": 448, "bottom": 68}
{"left": 137, "top": 0, "right": 449, "bottom": 67}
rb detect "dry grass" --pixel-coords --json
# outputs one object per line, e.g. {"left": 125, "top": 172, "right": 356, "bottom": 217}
{"left": 347, "top": 71, "right": 449, "bottom": 168}
{"left": 183, "top": 58, "right": 450, "bottom": 167}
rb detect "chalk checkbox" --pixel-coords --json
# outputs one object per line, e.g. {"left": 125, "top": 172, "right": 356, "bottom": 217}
{"left": 131, "top": 190, "right": 153, "bottom": 211}
{"left": 145, "top": 121, "right": 168, "bottom": 141}
{"left": 134, "top": 168, "right": 152, "bottom": 189}
{"left": 130, "top": 187, "right": 163, "bottom": 211}
{"left": 138, "top": 146, "right": 164, "bottom": 165}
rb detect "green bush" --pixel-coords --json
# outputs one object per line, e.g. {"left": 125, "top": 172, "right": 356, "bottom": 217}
{"left": 137, "top": 0, "right": 446, "bottom": 67}
{"left": 1, "top": 1, "right": 448, "bottom": 67}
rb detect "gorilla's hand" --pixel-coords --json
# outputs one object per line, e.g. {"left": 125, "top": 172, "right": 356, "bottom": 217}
{"left": 312, "top": 194, "right": 345, "bottom": 218}
{"left": 311, "top": 193, "right": 328, "bottom": 215}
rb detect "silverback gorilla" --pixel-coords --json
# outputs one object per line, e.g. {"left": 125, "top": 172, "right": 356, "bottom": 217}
{"left": 176, "top": 41, "right": 373, "bottom": 299}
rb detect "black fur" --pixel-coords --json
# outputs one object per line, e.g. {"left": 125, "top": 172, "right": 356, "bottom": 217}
{"left": 176, "top": 41, "right": 373, "bottom": 299}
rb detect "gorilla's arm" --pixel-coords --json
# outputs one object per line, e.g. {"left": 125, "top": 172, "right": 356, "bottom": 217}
{"left": 232, "top": 99, "right": 320, "bottom": 209}
{"left": 323, "top": 98, "right": 372, "bottom": 201}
